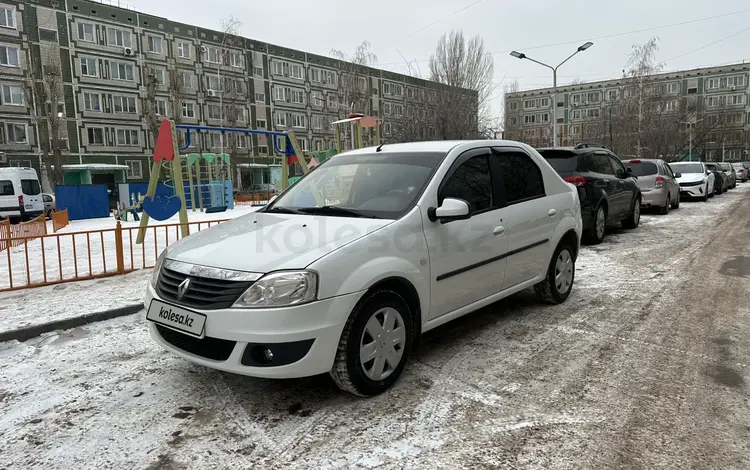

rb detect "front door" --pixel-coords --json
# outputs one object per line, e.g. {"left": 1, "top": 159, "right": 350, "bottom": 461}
{"left": 607, "top": 155, "right": 635, "bottom": 213}
{"left": 423, "top": 148, "right": 508, "bottom": 320}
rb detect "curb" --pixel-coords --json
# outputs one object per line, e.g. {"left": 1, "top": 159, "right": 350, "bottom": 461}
{"left": 0, "top": 303, "right": 145, "bottom": 344}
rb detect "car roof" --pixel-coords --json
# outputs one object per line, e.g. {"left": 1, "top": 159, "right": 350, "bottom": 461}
{"left": 340, "top": 140, "right": 532, "bottom": 156}
{"left": 622, "top": 158, "right": 661, "bottom": 163}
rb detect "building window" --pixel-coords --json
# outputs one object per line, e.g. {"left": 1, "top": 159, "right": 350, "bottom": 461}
{"left": 327, "top": 94, "right": 338, "bottom": 109}
{"left": 324, "top": 70, "right": 337, "bottom": 86}
{"left": 180, "top": 71, "right": 194, "bottom": 89}
{"left": 204, "top": 45, "right": 220, "bottom": 63}
{"left": 116, "top": 129, "right": 139, "bottom": 146}
{"left": 298, "top": 138, "right": 308, "bottom": 151}
{"left": 253, "top": 65, "right": 263, "bottom": 76}
{"left": 524, "top": 115, "right": 536, "bottom": 124}
{"left": 39, "top": 28, "right": 58, "bottom": 42}
{"left": 4, "top": 123, "right": 26, "bottom": 143}
{"left": 275, "top": 112, "right": 286, "bottom": 127}
{"left": 77, "top": 22, "right": 94, "bottom": 42}
{"left": 291, "top": 89, "right": 305, "bottom": 104}
{"left": 1, "top": 83, "right": 24, "bottom": 106}
{"left": 110, "top": 62, "right": 134, "bottom": 81}
{"left": 152, "top": 68, "right": 166, "bottom": 85}
{"left": 314, "top": 139, "right": 325, "bottom": 151}
{"left": 665, "top": 100, "right": 677, "bottom": 111}
{"left": 311, "top": 92, "right": 324, "bottom": 107}
{"left": 0, "top": 45, "right": 20, "bottom": 67}
{"left": 383, "top": 102, "right": 392, "bottom": 115}
{"left": 126, "top": 160, "right": 143, "bottom": 179}
{"left": 258, "top": 145, "right": 268, "bottom": 155}
{"left": 289, "top": 63, "right": 304, "bottom": 80}
{"left": 256, "top": 119, "right": 266, "bottom": 129}
{"left": 729, "top": 76, "right": 745, "bottom": 87}
{"left": 393, "top": 104, "right": 403, "bottom": 116}
{"left": 207, "top": 103, "right": 221, "bottom": 120}
{"left": 0, "top": 7, "right": 15, "bottom": 29}
{"left": 87, "top": 128, "right": 104, "bottom": 145}
{"left": 707, "top": 78, "right": 720, "bottom": 90}
{"left": 83, "top": 92, "right": 101, "bottom": 111}
{"left": 113, "top": 95, "right": 137, "bottom": 113}
{"left": 310, "top": 68, "right": 320, "bottom": 82}
{"left": 311, "top": 115, "right": 324, "bottom": 130}
{"left": 607, "top": 90, "right": 618, "bottom": 101}
{"left": 273, "top": 86, "right": 286, "bottom": 102}
{"left": 205, "top": 74, "right": 220, "bottom": 91}
{"left": 229, "top": 51, "right": 243, "bottom": 68}
{"left": 236, "top": 134, "right": 247, "bottom": 149}
{"left": 154, "top": 99, "right": 167, "bottom": 116}
{"left": 181, "top": 102, "right": 195, "bottom": 118}
{"left": 730, "top": 94, "right": 744, "bottom": 105}
{"left": 383, "top": 82, "right": 392, "bottom": 95}
{"left": 586, "top": 108, "right": 600, "bottom": 119}
{"left": 586, "top": 93, "right": 599, "bottom": 103}
{"left": 80, "top": 57, "right": 98, "bottom": 77}
{"left": 292, "top": 114, "right": 305, "bottom": 128}
{"left": 666, "top": 83, "right": 678, "bottom": 94}
{"left": 524, "top": 99, "right": 536, "bottom": 109}
{"left": 272, "top": 61, "right": 283, "bottom": 75}
{"left": 571, "top": 109, "right": 581, "bottom": 120}
{"left": 177, "top": 41, "right": 191, "bottom": 59}
{"left": 107, "top": 29, "right": 132, "bottom": 48}
{"left": 255, "top": 92, "right": 265, "bottom": 103}
{"left": 147, "top": 35, "right": 163, "bottom": 54}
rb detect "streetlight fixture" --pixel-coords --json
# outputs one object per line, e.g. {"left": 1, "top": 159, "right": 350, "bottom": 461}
{"left": 510, "top": 42, "right": 594, "bottom": 147}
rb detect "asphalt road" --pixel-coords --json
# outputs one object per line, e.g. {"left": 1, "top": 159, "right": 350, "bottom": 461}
{"left": 2, "top": 184, "right": 750, "bottom": 469}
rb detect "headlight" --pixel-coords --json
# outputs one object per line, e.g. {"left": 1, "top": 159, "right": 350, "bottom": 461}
{"left": 151, "top": 250, "right": 168, "bottom": 287}
{"left": 233, "top": 271, "right": 318, "bottom": 308}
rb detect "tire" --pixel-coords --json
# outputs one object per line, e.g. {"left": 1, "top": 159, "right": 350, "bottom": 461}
{"left": 583, "top": 205, "right": 606, "bottom": 245}
{"left": 622, "top": 195, "right": 641, "bottom": 229}
{"left": 716, "top": 184, "right": 723, "bottom": 195}
{"left": 702, "top": 185, "right": 709, "bottom": 201}
{"left": 330, "top": 290, "right": 414, "bottom": 397}
{"left": 659, "top": 194, "right": 670, "bottom": 215}
{"left": 671, "top": 193, "right": 680, "bottom": 209}
{"left": 534, "top": 241, "right": 576, "bottom": 305}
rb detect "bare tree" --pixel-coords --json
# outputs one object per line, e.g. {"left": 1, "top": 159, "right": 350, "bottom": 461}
{"left": 501, "top": 79, "right": 521, "bottom": 140}
{"left": 24, "top": 44, "right": 65, "bottom": 188}
{"left": 218, "top": 15, "right": 244, "bottom": 181}
{"left": 428, "top": 30, "right": 494, "bottom": 139}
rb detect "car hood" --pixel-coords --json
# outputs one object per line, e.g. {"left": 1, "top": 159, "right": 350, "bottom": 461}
{"left": 676, "top": 173, "right": 705, "bottom": 183}
{"left": 165, "top": 211, "right": 392, "bottom": 273}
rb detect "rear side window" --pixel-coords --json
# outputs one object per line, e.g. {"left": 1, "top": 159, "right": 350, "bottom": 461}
{"left": 494, "top": 151, "right": 545, "bottom": 204}
{"left": 537, "top": 150, "right": 579, "bottom": 174}
{"left": 593, "top": 154, "right": 614, "bottom": 175}
{"left": 440, "top": 155, "right": 492, "bottom": 212}
{"left": 0, "top": 180, "right": 13, "bottom": 196}
{"left": 625, "top": 161, "right": 658, "bottom": 176}
{"left": 21, "top": 179, "right": 41, "bottom": 195}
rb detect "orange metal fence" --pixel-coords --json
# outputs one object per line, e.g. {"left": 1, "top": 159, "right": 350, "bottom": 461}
{"left": 0, "top": 218, "right": 228, "bottom": 292}
{"left": 0, "top": 215, "right": 47, "bottom": 252}
{"left": 52, "top": 210, "right": 69, "bottom": 233}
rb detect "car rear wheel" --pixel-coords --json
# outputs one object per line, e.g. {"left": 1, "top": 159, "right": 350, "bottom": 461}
{"left": 535, "top": 241, "right": 575, "bottom": 305}
{"left": 659, "top": 194, "right": 670, "bottom": 214}
{"left": 622, "top": 196, "right": 641, "bottom": 229}
{"left": 330, "top": 290, "right": 413, "bottom": 397}
{"left": 671, "top": 193, "right": 680, "bottom": 209}
{"left": 583, "top": 205, "right": 606, "bottom": 245}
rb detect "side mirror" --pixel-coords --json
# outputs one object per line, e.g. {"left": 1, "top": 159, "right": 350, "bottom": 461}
{"left": 674, "top": 172, "right": 682, "bottom": 178}
{"left": 428, "top": 198, "right": 471, "bottom": 222}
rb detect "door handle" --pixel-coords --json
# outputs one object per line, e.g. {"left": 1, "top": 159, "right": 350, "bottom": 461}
{"left": 548, "top": 209, "right": 557, "bottom": 217}
{"left": 493, "top": 226, "right": 505, "bottom": 236}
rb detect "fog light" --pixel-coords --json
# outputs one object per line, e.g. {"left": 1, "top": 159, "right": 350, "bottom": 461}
{"left": 263, "top": 348, "right": 274, "bottom": 361}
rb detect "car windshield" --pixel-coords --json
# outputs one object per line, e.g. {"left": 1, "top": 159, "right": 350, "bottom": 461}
{"left": 625, "top": 161, "right": 657, "bottom": 176}
{"left": 266, "top": 151, "right": 446, "bottom": 219}
{"left": 537, "top": 150, "right": 579, "bottom": 173}
{"left": 670, "top": 163, "right": 703, "bottom": 174}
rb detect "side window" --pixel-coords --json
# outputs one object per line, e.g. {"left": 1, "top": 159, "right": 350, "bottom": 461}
{"left": 578, "top": 153, "right": 597, "bottom": 172}
{"left": 494, "top": 151, "right": 545, "bottom": 204}
{"left": 440, "top": 155, "right": 493, "bottom": 212}
{"left": 607, "top": 155, "right": 627, "bottom": 177}
{"left": 0, "top": 180, "right": 13, "bottom": 196}
{"left": 594, "top": 153, "right": 614, "bottom": 175}
{"left": 663, "top": 163, "right": 675, "bottom": 178}
{"left": 43, "top": 194, "right": 52, "bottom": 202}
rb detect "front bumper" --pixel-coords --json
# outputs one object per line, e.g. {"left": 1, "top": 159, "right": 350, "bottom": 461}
{"left": 145, "top": 283, "right": 365, "bottom": 378}
{"left": 640, "top": 188, "right": 669, "bottom": 207}
{"left": 679, "top": 182, "right": 705, "bottom": 198}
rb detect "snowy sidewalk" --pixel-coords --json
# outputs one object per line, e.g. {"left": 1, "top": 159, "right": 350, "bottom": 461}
{"left": 0, "top": 270, "right": 149, "bottom": 337}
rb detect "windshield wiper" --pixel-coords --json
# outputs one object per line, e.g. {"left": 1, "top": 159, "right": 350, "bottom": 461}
{"left": 264, "top": 206, "right": 301, "bottom": 214}
{"left": 297, "top": 206, "right": 378, "bottom": 218}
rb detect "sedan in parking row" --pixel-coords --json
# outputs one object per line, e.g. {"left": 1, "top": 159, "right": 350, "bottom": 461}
{"left": 669, "top": 161, "right": 714, "bottom": 202}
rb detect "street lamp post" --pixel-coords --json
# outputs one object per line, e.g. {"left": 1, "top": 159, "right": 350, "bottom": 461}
{"left": 510, "top": 42, "right": 593, "bottom": 147}
{"left": 678, "top": 119, "right": 703, "bottom": 161}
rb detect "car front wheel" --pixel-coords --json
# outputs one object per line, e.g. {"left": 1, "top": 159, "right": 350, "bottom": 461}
{"left": 330, "top": 290, "right": 413, "bottom": 397}
{"left": 535, "top": 241, "right": 575, "bottom": 305}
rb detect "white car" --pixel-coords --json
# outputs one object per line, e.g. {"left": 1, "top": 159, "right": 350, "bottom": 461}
{"left": 145, "top": 141, "right": 583, "bottom": 396}
{"left": 670, "top": 161, "right": 714, "bottom": 202}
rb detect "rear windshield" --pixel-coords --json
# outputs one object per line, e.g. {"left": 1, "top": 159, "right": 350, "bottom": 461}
{"left": 21, "top": 179, "right": 41, "bottom": 195}
{"left": 0, "top": 180, "right": 13, "bottom": 196}
{"left": 537, "top": 150, "right": 579, "bottom": 173}
{"left": 625, "top": 161, "right": 657, "bottom": 176}
{"left": 670, "top": 163, "right": 703, "bottom": 174}
{"left": 706, "top": 164, "right": 720, "bottom": 171}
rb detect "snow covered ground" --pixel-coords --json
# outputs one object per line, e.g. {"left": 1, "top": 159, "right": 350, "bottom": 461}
{"left": 1, "top": 206, "right": 260, "bottom": 290}
{"left": 1, "top": 184, "right": 749, "bottom": 468}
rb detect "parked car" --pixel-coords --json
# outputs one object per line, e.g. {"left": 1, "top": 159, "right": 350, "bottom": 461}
{"left": 732, "top": 163, "right": 748, "bottom": 182}
{"left": 42, "top": 193, "right": 56, "bottom": 218}
{"left": 670, "top": 161, "right": 714, "bottom": 202}
{"left": 622, "top": 158, "right": 680, "bottom": 214}
{"left": 0, "top": 167, "right": 45, "bottom": 222}
{"left": 705, "top": 163, "right": 728, "bottom": 194}
{"left": 537, "top": 144, "right": 641, "bottom": 245}
{"left": 145, "top": 140, "right": 583, "bottom": 396}
{"left": 719, "top": 162, "right": 737, "bottom": 189}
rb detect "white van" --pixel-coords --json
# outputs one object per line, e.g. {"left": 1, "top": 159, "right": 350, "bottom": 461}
{"left": 0, "top": 167, "right": 45, "bottom": 221}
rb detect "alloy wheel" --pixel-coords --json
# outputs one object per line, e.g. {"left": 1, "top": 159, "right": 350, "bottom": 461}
{"left": 595, "top": 207, "right": 606, "bottom": 240}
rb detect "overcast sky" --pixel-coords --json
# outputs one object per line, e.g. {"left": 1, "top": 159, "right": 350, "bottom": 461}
{"left": 125, "top": 0, "right": 750, "bottom": 117}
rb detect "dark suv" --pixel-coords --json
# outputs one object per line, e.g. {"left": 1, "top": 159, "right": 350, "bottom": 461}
{"left": 537, "top": 144, "right": 642, "bottom": 244}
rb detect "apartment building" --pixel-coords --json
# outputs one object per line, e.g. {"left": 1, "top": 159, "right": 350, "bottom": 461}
{"left": 0, "top": 0, "right": 465, "bottom": 185}
{"left": 505, "top": 62, "right": 750, "bottom": 160}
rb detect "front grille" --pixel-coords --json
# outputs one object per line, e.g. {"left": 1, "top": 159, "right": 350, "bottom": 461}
{"left": 679, "top": 181, "right": 702, "bottom": 187}
{"left": 156, "top": 266, "right": 255, "bottom": 310}
{"left": 156, "top": 325, "right": 236, "bottom": 361}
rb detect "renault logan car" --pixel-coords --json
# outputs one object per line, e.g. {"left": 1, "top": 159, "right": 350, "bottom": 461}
{"left": 145, "top": 141, "right": 583, "bottom": 396}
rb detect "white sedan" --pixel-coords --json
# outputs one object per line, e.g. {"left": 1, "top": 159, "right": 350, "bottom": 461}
{"left": 670, "top": 161, "right": 714, "bottom": 202}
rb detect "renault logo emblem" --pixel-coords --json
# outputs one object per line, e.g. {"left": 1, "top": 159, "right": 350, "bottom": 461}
{"left": 177, "top": 278, "right": 191, "bottom": 300}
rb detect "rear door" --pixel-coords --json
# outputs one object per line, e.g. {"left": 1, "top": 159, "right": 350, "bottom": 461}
{"left": 592, "top": 151, "right": 622, "bottom": 219}
{"left": 607, "top": 155, "right": 636, "bottom": 215}
{"left": 662, "top": 162, "right": 680, "bottom": 197}
{"left": 20, "top": 176, "right": 43, "bottom": 213}
{"left": 0, "top": 178, "right": 19, "bottom": 217}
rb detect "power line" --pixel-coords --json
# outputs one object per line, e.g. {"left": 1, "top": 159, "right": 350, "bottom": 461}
{"left": 377, "top": 8, "right": 750, "bottom": 67}
{"left": 664, "top": 26, "right": 750, "bottom": 62}
{"left": 373, "top": 0, "right": 486, "bottom": 53}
